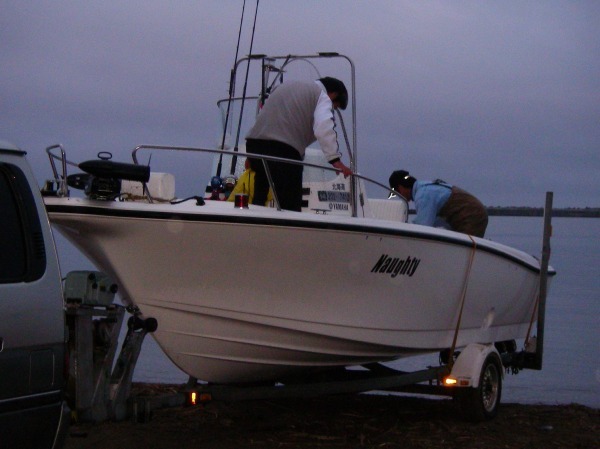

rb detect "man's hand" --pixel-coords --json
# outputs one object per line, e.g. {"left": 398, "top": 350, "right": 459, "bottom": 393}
{"left": 331, "top": 160, "right": 352, "bottom": 178}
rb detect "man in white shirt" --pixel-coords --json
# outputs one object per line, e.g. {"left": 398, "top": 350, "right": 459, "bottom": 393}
{"left": 245, "top": 77, "right": 352, "bottom": 211}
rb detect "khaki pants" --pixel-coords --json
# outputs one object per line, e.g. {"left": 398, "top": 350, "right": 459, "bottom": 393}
{"left": 439, "top": 187, "right": 488, "bottom": 237}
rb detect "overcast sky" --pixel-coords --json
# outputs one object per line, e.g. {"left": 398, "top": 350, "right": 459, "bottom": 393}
{"left": 1, "top": 1, "right": 598, "bottom": 207}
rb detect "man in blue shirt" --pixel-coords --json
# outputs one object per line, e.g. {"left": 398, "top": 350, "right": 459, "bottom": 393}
{"left": 389, "top": 170, "right": 488, "bottom": 237}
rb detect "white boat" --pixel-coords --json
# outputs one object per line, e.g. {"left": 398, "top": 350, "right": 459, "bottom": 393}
{"left": 43, "top": 53, "right": 555, "bottom": 385}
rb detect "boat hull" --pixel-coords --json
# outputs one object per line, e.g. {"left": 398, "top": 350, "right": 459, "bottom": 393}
{"left": 46, "top": 198, "right": 550, "bottom": 383}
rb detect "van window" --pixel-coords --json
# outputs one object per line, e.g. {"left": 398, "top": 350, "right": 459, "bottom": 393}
{"left": 0, "top": 163, "right": 46, "bottom": 283}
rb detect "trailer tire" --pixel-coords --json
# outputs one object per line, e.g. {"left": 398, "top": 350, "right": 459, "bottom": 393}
{"left": 456, "top": 354, "right": 502, "bottom": 422}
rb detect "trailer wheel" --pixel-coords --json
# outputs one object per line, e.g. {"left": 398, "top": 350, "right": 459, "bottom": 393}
{"left": 456, "top": 354, "right": 502, "bottom": 422}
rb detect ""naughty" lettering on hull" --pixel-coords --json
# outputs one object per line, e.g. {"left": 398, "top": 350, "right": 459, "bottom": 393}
{"left": 370, "top": 254, "right": 421, "bottom": 278}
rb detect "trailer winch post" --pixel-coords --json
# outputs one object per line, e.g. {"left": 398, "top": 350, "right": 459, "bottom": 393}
{"left": 533, "top": 191, "right": 553, "bottom": 370}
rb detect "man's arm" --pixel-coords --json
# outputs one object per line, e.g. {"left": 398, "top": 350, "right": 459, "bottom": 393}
{"left": 412, "top": 187, "right": 439, "bottom": 226}
{"left": 313, "top": 91, "right": 351, "bottom": 176}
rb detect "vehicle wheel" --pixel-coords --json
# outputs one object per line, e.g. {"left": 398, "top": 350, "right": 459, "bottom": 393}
{"left": 455, "top": 354, "right": 502, "bottom": 422}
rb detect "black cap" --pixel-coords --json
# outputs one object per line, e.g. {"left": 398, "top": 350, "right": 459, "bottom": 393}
{"left": 318, "top": 77, "right": 348, "bottom": 110}
{"left": 389, "top": 170, "right": 415, "bottom": 189}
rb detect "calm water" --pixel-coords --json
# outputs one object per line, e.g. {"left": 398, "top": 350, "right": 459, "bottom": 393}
{"left": 54, "top": 217, "right": 600, "bottom": 408}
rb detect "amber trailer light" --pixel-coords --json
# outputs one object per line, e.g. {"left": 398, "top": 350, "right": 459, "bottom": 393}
{"left": 186, "top": 391, "right": 212, "bottom": 406}
{"left": 444, "top": 377, "right": 471, "bottom": 387}
{"left": 444, "top": 377, "right": 458, "bottom": 386}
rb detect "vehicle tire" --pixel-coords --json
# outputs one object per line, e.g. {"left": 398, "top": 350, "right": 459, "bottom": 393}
{"left": 455, "top": 354, "right": 502, "bottom": 422}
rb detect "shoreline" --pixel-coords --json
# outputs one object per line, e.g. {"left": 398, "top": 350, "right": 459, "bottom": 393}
{"left": 486, "top": 207, "right": 600, "bottom": 217}
{"left": 407, "top": 207, "right": 600, "bottom": 217}
{"left": 64, "top": 384, "right": 598, "bottom": 449}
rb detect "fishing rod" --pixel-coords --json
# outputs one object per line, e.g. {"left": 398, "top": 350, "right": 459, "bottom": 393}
{"left": 230, "top": 0, "right": 260, "bottom": 176}
{"left": 216, "top": 0, "right": 248, "bottom": 178}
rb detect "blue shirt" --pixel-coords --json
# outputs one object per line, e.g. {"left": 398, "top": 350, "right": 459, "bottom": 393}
{"left": 412, "top": 180, "right": 453, "bottom": 227}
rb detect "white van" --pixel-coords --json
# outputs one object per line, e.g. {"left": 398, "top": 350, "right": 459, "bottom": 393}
{"left": 0, "top": 141, "right": 69, "bottom": 448}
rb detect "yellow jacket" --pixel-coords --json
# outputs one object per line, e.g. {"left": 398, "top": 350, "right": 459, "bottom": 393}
{"left": 227, "top": 169, "right": 273, "bottom": 205}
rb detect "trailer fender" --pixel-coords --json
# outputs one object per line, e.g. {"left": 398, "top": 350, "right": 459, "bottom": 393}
{"left": 446, "top": 343, "right": 502, "bottom": 388}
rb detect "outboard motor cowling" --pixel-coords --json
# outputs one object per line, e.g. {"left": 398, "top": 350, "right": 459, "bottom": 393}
{"left": 78, "top": 160, "right": 150, "bottom": 183}
{"left": 68, "top": 158, "right": 151, "bottom": 200}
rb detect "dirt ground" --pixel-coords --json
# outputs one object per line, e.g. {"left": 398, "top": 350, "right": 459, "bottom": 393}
{"left": 63, "top": 383, "right": 598, "bottom": 449}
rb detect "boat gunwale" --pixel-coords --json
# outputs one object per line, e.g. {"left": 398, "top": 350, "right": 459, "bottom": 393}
{"left": 45, "top": 201, "right": 555, "bottom": 276}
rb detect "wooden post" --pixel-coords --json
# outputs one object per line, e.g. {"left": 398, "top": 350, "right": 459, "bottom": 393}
{"left": 535, "top": 191, "right": 553, "bottom": 369}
